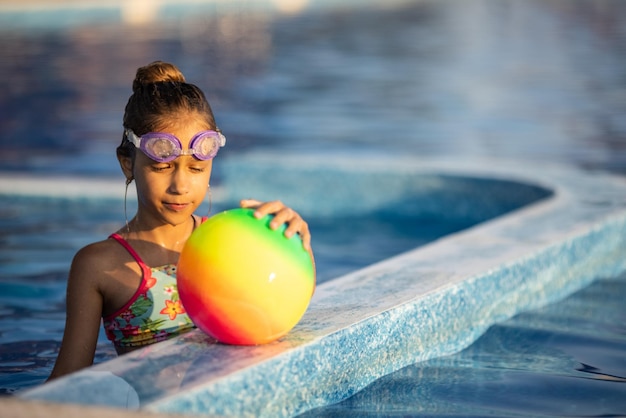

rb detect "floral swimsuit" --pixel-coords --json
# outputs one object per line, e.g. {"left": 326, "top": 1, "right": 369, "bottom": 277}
{"left": 102, "top": 233, "right": 195, "bottom": 350}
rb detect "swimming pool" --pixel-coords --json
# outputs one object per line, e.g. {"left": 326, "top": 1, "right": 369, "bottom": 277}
{"left": 2, "top": 0, "right": 626, "bottom": 415}
{"left": 301, "top": 272, "right": 626, "bottom": 417}
{"left": 17, "top": 154, "right": 626, "bottom": 417}
{"left": 0, "top": 154, "right": 550, "bottom": 394}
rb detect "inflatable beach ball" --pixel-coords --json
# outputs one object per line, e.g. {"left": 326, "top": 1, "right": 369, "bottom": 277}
{"left": 177, "top": 208, "right": 315, "bottom": 345}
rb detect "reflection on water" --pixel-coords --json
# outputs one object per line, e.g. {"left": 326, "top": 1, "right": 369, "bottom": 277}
{"left": 0, "top": 5, "right": 275, "bottom": 175}
{"left": 1, "top": 0, "right": 626, "bottom": 176}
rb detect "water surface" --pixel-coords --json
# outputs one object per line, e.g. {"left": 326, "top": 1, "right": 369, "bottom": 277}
{"left": 300, "top": 274, "right": 626, "bottom": 417}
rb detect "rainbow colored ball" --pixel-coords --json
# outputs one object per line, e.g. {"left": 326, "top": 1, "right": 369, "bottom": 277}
{"left": 177, "top": 208, "right": 316, "bottom": 345}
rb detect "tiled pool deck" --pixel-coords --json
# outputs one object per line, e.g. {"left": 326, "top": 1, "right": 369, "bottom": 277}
{"left": 12, "top": 155, "right": 626, "bottom": 417}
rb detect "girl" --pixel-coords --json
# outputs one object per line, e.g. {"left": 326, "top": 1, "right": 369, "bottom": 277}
{"left": 48, "top": 61, "right": 313, "bottom": 380}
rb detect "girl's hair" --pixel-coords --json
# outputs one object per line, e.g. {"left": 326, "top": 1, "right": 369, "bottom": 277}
{"left": 117, "top": 61, "right": 217, "bottom": 159}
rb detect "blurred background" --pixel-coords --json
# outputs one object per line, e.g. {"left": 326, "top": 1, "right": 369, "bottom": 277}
{"left": 1, "top": 0, "right": 626, "bottom": 180}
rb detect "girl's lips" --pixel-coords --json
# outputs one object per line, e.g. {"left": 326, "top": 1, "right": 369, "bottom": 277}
{"left": 164, "top": 202, "right": 190, "bottom": 211}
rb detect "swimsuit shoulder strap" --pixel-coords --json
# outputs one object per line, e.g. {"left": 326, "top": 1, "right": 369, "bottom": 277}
{"left": 109, "top": 233, "right": 151, "bottom": 278}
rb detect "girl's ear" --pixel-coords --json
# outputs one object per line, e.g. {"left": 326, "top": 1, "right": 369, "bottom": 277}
{"left": 118, "top": 154, "right": 134, "bottom": 181}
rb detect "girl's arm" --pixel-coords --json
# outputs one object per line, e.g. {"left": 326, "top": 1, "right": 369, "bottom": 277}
{"left": 47, "top": 245, "right": 105, "bottom": 380}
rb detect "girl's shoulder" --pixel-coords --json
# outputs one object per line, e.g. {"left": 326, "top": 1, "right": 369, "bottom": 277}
{"left": 71, "top": 238, "right": 130, "bottom": 279}
{"left": 65, "top": 237, "right": 133, "bottom": 304}
{"left": 75, "top": 236, "right": 125, "bottom": 259}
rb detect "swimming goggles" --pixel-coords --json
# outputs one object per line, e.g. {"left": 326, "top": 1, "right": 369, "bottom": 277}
{"left": 125, "top": 129, "right": 226, "bottom": 163}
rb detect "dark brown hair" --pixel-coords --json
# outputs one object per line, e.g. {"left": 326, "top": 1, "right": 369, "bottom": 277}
{"left": 118, "top": 61, "right": 217, "bottom": 159}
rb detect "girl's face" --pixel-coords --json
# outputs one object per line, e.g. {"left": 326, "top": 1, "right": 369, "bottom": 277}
{"left": 129, "top": 117, "right": 214, "bottom": 227}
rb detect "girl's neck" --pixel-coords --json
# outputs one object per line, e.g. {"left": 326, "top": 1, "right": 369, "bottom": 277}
{"left": 124, "top": 215, "right": 196, "bottom": 252}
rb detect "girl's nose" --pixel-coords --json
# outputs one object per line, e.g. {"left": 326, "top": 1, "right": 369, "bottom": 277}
{"left": 168, "top": 168, "right": 190, "bottom": 194}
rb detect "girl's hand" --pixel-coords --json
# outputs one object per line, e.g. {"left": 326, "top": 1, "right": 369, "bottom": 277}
{"left": 240, "top": 199, "right": 312, "bottom": 252}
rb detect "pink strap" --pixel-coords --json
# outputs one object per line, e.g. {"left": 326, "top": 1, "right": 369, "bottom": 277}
{"left": 104, "top": 233, "right": 152, "bottom": 321}
{"left": 109, "top": 233, "right": 152, "bottom": 280}
{"left": 109, "top": 233, "right": 143, "bottom": 263}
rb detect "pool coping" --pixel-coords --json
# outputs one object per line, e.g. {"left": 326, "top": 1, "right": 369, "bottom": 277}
{"left": 15, "top": 156, "right": 626, "bottom": 417}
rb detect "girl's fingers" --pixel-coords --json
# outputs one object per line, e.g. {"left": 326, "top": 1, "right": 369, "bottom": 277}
{"left": 240, "top": 199, "right": 281, "bottom": 218}
{"left": 239, "top": 199, "right": 311, "bottom": 250}
{"left": 239, "top": 198, "right": 263, "bottom": 212}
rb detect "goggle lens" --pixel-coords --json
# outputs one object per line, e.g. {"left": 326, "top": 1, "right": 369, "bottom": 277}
{"left": 144, "top": 136, "right": 178, "bottom": 161}
{"left": 189, "top": 132, "right": 223, "bottom": 160}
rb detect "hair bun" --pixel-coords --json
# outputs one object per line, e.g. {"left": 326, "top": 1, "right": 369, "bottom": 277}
{"left": 132, "top": 61, "right": 186, "bottom": 92}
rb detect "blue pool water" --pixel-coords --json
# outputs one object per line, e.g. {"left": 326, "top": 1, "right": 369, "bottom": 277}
{"left": 300, "top": 273, "right": 626, "bottom": 417}
{"left": 2, "top": 0, "right": 626, "bottom": 415}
